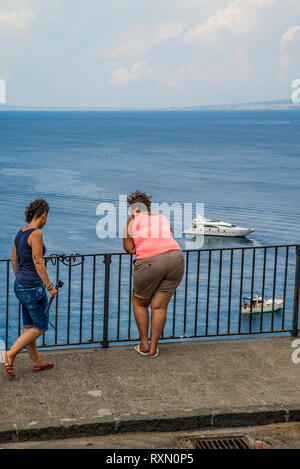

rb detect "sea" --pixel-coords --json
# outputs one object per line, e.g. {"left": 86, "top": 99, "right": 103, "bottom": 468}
{"left": 0, "top": 110, "right": 299, "bottom": 347}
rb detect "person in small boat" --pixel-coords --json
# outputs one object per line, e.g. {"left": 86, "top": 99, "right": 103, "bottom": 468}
{"left": 123, "top": 191, "right": 184, "bottom": 358}
{"left": 2, "top": 199, "right": 57, "bottom": 379}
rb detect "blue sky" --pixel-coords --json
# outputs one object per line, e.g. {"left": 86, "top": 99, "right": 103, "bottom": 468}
{"left": 0, "top": 0, "right": 300, "bottom": 108}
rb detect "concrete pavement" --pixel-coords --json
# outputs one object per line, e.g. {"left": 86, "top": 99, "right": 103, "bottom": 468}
{"left": 1, "top": 337, "right": 300, "bottom": 443}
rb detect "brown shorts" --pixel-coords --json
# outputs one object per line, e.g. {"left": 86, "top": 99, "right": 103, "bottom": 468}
{"left": 133, "top": 250, "right": 185, "bottom": 300}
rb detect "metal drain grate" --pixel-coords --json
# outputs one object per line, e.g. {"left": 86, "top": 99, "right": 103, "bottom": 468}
{"left": 182, "top": 436, "right": 253, "bottom": 450}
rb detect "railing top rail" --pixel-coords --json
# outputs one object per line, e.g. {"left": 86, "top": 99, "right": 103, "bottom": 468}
{"left": 182, "top": 243, "right": 299, "bottom": 254}
{"left": 0, "top": 243, "right": 298, "bottom": 263}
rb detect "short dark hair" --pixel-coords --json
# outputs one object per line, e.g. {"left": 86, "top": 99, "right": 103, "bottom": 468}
{"left": 127, "top": 191, "right": 152, "bottom": 213}
{"left": 25, "top": 199, "right": 49, "bottom": 223}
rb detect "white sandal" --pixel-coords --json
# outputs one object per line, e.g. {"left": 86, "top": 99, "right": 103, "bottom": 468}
{"left": 135, "top": 345, "right": 149, "bottom": 356}
{"left": 148, "top": 348, "right": 159, "bottom": 358}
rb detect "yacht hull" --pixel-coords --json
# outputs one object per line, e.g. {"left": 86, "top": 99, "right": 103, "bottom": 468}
{"left": 183, "top": 227, "right": 255, "bottom": 238}
{"left": 241, "top": 300, "right": 284, "bottom": 314}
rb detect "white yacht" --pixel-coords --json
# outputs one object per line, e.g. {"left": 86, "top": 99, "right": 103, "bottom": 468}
{"left": 183, "top": 216, "right": 255, "bottom": 238}
{"left": 241, "top": 295, "right": 284, "bottom": 314}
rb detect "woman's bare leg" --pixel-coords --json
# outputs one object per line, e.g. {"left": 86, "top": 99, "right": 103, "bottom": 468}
{"left": 7, "top": 328, "right": 44, "bottom": 364}
{"left": 149, "top": 292, "right": 171, "bottom": 356}
{"left": 26, "top": 339, "right": 46, "bottom": 365}
{"left": 132, "top": 295, "right": 151, "bottom": 352}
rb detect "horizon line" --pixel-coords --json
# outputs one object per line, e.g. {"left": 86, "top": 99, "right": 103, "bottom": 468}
{"left": 0, "top": 97, "right": 299, "bottom": 111}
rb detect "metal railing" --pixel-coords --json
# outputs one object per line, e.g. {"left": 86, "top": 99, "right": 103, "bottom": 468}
{"left": 0, "top": 244, "right": 299, "bottom": 350}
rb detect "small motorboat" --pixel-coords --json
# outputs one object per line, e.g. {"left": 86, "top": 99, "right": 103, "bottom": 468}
{"left": 183, "top": 216, "right": 255, "bottom": 238}
{"left": 241, "top": 295, "right": 284, "bottom": 314}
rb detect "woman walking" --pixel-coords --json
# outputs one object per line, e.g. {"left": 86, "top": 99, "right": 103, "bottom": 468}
{"left": 2, "top": 199, "right": 57, "bottom": 378}
{"left": 124, "top": 191, "right": 184, "bottom": 358}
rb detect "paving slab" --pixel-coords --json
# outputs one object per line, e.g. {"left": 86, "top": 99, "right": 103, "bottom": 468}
{"left": 1, "top": 336, "right": 300, "bottom": 442}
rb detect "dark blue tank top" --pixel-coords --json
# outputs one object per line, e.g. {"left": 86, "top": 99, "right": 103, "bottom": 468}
{"left": 14, "top": 229, "right": 46, "bottom": 288}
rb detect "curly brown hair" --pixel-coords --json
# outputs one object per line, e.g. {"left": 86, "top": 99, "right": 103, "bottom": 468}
{"left": 127, "top": 191, "right": 152, "bottom": 213}
{"left": 25, "top": 199, "right": 49, "bottom": 223}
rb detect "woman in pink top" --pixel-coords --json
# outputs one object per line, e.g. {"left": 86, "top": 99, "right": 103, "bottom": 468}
{"left": 123, "top": 191, "right": 184, "bottom": 358}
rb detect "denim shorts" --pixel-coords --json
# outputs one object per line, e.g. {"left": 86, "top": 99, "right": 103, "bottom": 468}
{"left": 14, "top": 283, "right": 49, "bottom": 331}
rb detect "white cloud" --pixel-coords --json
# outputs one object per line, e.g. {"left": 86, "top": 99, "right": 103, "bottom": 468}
{"left": 234, "top": 49, "right": 255, "bottom": 82}
{"left": 0, "top": 1, "right": 37, "bottom": 35}
{"left": 110, "top": 23, "right": 183, "bottom": 60}
{"left": 0, "top": 0, "right": 62, "bottom": 36}
{"left": 110, "top": 60, "right": 153, "bottom": 85}
{"left": 280, "top": 25, "right": 300, "bottom": 51}
{"left": 184, "top": 0, "right": 275, "bottom": 43}
{"left": 1, "top": 0, "right": 299, "bottom": 107}
{"left": 278, "top": 25, "right": 300, "bottom": 80}
{"left": 167, "top": 48, "right": 255, "bottom": 87}
{"left": 0, "top": 9, "right": 35, "bottom": 34}
{"left": 167, "top": 65, "right": 191, "bottom": 87}
{"left": 166, "top": 62, "right": 229, "bottom": 87}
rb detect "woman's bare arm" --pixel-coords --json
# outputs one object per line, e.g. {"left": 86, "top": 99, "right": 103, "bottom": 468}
{"left": 29, "top": 230, "right": 57, "bottom": 296}
{"left": 123, "top": 216, "right": 136, "bottom": 254}
{"left": 11, "top": 244, "right": 19, "bottom": 276}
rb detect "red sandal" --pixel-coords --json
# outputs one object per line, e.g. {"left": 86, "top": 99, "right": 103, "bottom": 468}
{"left": 2, "top": 353, "right": 16, "bottom": 379}
{"left": 32, "top": 361, "right": 54, "bottom": 373}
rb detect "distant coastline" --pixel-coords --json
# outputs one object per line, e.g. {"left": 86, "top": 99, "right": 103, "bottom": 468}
{"left": 0, "top": 99, "right": 299, "bottom": 112}
{"left": 179, "top": 99, "right": 300, "bottom": 111}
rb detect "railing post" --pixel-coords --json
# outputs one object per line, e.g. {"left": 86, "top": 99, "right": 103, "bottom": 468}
{"left": 292, "top": 245, "right": 300, "bottom": 337}
{"left": 102, "top": 254, "right": 112, "bottom": 348}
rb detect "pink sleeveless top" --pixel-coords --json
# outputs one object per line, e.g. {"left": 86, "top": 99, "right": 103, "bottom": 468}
{"left": 131, "top": 213, "right": 181, "bottom": 260}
